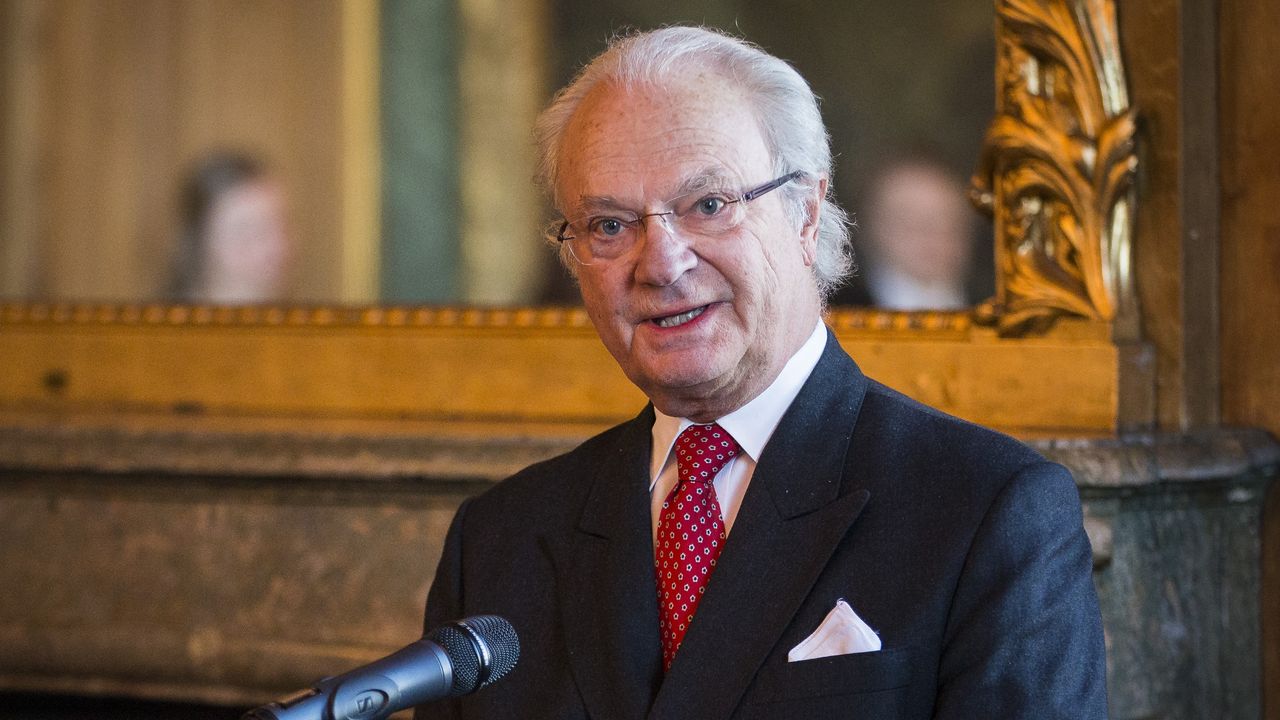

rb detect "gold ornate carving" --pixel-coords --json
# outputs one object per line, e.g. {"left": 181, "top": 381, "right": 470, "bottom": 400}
{"left": 972, "top": 0, "right": 1138, "bottom": 336}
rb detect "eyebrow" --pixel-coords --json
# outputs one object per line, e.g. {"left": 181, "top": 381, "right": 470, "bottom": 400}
{"left": 566, "top": 167, "right": 738, "bottom": 217}
{"left": 672, "top": 167, "right": 735, "bottom": 197}
{"left": 572, "top": 195, "right": 625, "bottom": 216}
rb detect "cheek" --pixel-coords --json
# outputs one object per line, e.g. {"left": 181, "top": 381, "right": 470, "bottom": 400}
{"left": 576, "top": 272, "right": 608, "bottom": 313}
{"left": 746, "top": 237, "right": 792, "bottom": 297}
{"left": 576, "top": 271, "right": 630, "bottom": 336}
{"left": 732, "top": 227, "right": 810, "bottom": 322}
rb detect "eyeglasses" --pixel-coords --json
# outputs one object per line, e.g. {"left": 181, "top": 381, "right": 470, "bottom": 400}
{"left": 554, "top": 170, "right": 805, "bottom": 264}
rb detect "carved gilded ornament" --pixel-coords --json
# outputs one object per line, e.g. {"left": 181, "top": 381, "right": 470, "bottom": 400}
{"left": 972, "top": 0, "right": 1138, "bottom": 336}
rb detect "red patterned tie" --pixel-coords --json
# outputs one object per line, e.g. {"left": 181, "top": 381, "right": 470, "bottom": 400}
{"left": 655, "top": 423, "right": 740, "bottom": 672}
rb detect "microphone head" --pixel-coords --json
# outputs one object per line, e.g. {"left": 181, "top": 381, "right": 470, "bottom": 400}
{"left": 428, "top": 615, "right": 520, "bottom": 696}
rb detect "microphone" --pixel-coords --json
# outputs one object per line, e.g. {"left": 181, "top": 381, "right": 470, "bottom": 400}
{"left": 242, "top": 615, "right": 519, "bottom": 720}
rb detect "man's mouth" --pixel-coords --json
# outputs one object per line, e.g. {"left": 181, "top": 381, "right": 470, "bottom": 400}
{"left": 651, "top": 304, "right": 709, "bottom": 328}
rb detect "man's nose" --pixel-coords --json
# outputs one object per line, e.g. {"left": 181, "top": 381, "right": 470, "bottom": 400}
{"left": 632, "top": 212, "right": 695, "bottom": 287}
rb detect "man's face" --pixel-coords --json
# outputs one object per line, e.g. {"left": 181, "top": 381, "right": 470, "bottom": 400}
{"left": 555, "top": 76, "right": 824, "bottom": 420}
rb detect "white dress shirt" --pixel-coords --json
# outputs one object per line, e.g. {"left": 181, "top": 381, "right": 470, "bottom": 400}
{"left": 649, "top": 319, "right": 828, "bottom": 541}
{"left": 866, "top": 265, "right": 966, "bottom": 311}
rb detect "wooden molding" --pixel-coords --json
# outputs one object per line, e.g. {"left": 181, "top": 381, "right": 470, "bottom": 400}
{"left": 0, "top": 304, "right": 1119, "bottom": 435}
{"left": 0, "top": 302, "right": 597, "bottom": 330}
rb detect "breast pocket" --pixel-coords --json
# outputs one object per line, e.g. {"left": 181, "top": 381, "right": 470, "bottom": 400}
{"left": 746, "top": 646, "right": 916, "bottom": 706}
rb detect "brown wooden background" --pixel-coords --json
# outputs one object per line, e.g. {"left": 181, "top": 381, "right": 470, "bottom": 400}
{"left": 1218, "top": 0, "right": 1280, "bottom": 713}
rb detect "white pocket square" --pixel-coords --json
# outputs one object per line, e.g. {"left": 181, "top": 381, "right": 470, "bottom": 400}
{"left": 787, "top": 599, "right": 882, "bottom": 662}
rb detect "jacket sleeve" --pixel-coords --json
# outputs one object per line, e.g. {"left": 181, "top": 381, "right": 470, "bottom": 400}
{"left": 413, "top": 498, "right": 471, "bottom": 720}
{"left": 933, "top": 461, "right": 1108, "bottom": 719}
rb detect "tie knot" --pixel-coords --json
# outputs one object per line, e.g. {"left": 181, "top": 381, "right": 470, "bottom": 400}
{"left": 675, "top": 423, "right": 740, "bottom": 486}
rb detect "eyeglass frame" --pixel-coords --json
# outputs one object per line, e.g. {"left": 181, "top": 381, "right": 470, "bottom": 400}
{"left": 553, "top": 170, "right": 807, "bottom": 255}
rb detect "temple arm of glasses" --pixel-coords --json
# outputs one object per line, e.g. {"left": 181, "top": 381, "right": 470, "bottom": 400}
{"left": 740, "top": 170, "right": 805, "bottom": 202}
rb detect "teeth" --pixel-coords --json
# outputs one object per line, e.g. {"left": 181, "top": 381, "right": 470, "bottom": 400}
{"left": 655, "top": 305, "right": 707, "bottom": 328}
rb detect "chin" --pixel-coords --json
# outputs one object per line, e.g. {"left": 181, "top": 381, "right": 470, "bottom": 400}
{"left": 630, "top": 355, "right": 731, "bottom": 397}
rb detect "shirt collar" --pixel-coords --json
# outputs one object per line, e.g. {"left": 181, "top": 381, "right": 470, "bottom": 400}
{"left": 649, "top": 319, "right": 828, "bottom": 487}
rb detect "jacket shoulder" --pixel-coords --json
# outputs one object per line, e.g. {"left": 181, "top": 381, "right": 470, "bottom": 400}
{"left": 854, "top": 378, "right": 1052, "bottom": 486}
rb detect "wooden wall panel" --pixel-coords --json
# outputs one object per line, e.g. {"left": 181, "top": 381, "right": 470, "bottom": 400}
{"left": 0, "top": 0, "right": 347, "bottom": 303}
{"left": 1220, "top": 0, "right": 1280, "bottom": 436}
{"left": 457, "top": 0, "right": 549, "bottom": 305}
{"left": 0, "top": 2, "right": 42, "bottom": 297}
{"left": 1117, "top": 0, "right": 1185, "bottom": 430}
{"left": 1219, "top": 0, "right": 1280, "bottom": 715}
{"left": 39, "top": 1, "right": 177, "bottom": 300}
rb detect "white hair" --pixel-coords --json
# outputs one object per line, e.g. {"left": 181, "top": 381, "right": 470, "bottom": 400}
{"left": 535, "top": 26, "right": 854, "bottom": 298}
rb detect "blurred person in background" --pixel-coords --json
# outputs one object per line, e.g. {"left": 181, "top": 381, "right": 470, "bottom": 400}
{"left": 853, "top": 155, "right": 980, "bottom": 310}
{"left": 169, "top": 152, "right": 293, "bottom": 304}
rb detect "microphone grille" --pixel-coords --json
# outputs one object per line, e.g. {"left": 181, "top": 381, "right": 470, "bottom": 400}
{"left": 429, "top": 615, "right": 520, "bottom": 696}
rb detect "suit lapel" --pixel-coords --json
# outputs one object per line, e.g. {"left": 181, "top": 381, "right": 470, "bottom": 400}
{"left": 648, "top": 335, "right": 871, "bottom": 720}
{"left": 551, "top": 407, "right": 664, "bottom": 720}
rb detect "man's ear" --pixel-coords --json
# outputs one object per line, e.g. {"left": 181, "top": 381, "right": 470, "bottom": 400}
{"left": 799, "top": 175, "right": 827, "bottom": 267}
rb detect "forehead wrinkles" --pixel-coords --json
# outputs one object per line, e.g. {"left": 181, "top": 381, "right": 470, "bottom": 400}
{"left": 558, "top": 81, "right": 772, "bottom": 210}
{"left": 567, "top": 143, "right": 738, "bottom": 211}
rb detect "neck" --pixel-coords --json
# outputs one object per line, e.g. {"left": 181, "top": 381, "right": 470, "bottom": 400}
{"left": 653, "top": 391, "right": 756, "bottom": 425}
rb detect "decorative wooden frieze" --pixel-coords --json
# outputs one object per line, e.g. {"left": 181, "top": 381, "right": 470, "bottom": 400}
{"left": 0, "top": 301, "right": 972, "bottom": 336}
{"left": 972, "top": 0, "right": 1139, "bottom": 336}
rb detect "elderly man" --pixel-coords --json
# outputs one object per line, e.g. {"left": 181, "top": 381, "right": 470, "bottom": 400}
{"left": 416, "top": 26, "right": 1106, "bottom": 720}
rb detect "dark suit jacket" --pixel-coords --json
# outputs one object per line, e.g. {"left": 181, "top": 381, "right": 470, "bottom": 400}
{"left": 415, "top": 332, "right": 1107, "bottom": 719}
